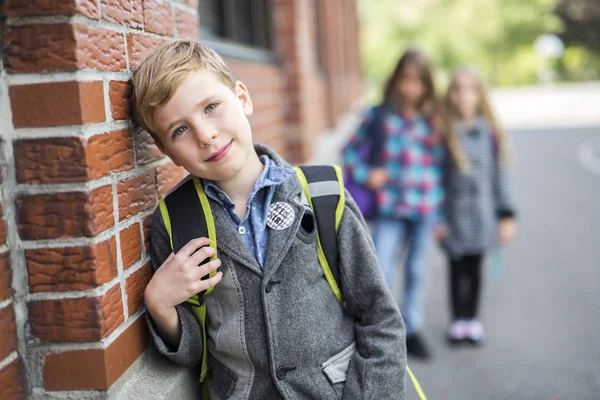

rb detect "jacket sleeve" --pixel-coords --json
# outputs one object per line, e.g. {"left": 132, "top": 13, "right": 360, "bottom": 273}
{"left": 492, "top": 141, "right": 516, "bottom": 220}
{"left": 337, "top": 191, "right": 407, "bottom": 399}
{"left": 342, "top": 107, "right": 377, "bottom": 185}
{"left": 146, "top": 208, "right": 203, "bottom": 367}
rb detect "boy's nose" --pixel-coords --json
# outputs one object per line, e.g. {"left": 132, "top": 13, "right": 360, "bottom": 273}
{"left": 192, "top": 125, "right": 218, "bottom": 146}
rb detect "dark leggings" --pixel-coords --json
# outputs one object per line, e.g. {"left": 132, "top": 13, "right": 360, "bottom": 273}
{"left": 449, "top": 254, "right": 484, "bottom": 320}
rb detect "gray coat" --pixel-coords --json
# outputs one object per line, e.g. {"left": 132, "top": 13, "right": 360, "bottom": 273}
{"left": 146, "top": 145, "right": 407, "bottom": 399}
{"left": 441, "top": 118, "right": 516, "bottom": 257}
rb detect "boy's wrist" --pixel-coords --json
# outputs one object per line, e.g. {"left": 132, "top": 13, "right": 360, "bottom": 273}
{"left": 145, "top": 288, "right": 175, "bottom": 320}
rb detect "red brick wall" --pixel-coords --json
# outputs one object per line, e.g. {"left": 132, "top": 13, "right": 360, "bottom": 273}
{"left": 0, "top": 0, "right": 361, "bottom": 397}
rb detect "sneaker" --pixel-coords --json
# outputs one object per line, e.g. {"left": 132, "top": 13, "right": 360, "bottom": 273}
{"left": 465, "top": 320, "right": 486, "bottom": 345}
{"left": 447, "top": 320, "right": 468, "bottom": 345}
{"left": 406, "top": 333, "right": 432, "bottom": 360}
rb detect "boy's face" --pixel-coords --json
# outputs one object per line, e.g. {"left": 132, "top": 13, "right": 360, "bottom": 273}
{"left": 154, "top": 70, "right": 254, "bottom": 182}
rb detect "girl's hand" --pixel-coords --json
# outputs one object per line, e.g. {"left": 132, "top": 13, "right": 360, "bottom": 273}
{"left": 497, "top": 219, "right": 516, "bottom": 245}
{"left": 434, "top": 223, "right": 448, "bottom": 241}
{"left": 366, "top": 168, "right": 388, "bottom": 189}
{"left": 145, "top": 237, "right": 223, "bottom": 316}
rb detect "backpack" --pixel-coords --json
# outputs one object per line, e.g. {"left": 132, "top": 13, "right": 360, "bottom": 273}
{"left": 157, "top": 165, "right": 426, "bottom": 400}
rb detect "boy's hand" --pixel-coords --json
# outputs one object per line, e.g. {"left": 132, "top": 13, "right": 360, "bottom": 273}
{"left": 366, "top": 168, "right": 388, "bottom": 189}
{"left": 497, "top": 219, "right": 516, "bottom": 245}
{"left": 145, "top": 237, "right": 222, "bottom": 316}
{"left": 434, "top": 223, "right": 448, "bottom": 241}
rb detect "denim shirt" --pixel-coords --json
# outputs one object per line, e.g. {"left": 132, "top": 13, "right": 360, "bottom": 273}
{"left": 203, "top": 155, "right": 295, "bottom": 267}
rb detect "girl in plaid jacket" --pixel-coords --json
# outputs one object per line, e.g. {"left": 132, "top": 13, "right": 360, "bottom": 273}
{"left": 343, "top": 49, "right": 444, "bottom": 359}
{"left": 437, "top": 66, "right": 517, "bottom": 345}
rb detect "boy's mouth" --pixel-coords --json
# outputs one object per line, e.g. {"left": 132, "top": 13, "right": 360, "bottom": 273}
{"left": 206, "top": 140, "right": 233, "bottom": 162}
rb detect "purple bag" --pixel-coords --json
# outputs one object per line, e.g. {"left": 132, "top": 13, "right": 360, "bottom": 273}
{"left": 344, "top": 174, "right": 378, "bottom": 220}
{"left": 343, "top": 105, "right": 387, "bottom": 220}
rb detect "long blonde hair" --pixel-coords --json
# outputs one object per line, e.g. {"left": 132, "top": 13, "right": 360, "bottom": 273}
{"left": 444, "top": 66, "right": 509, "bottom": 173}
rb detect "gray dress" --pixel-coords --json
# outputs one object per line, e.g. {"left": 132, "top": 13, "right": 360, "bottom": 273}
{"left": 441, "top": 118, "right": 516, "bottom": 258}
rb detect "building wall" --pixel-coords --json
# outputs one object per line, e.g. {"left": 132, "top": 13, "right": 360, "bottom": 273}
{"left": 0, "top": 0, "right": 361, "bottom": 398}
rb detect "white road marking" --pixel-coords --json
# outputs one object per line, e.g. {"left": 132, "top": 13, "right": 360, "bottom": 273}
{"left": 577, "top": 141, "right": 600, "bottom": 176}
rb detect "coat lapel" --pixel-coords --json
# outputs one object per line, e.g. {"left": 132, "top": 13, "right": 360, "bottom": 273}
{"left": 261, "top": 175, "right": 305, "bottom": 281}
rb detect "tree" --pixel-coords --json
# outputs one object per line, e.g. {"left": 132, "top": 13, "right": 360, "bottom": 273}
{"left": 555, "top": 0, "right": 600, "bottom": 53}
{"left": 358, "top": 0, "right": 573, "bottom": 90}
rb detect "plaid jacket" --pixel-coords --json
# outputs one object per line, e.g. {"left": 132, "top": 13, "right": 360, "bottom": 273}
{"left": 343, "top": 106, "right": 444, "bottom": 220}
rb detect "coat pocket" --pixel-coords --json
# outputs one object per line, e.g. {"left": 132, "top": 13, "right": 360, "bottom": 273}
{"left": 207, "top": 352, "right": 238, "bottom": 399}
{"left": 322, "top": 341, "right": 356, "bottom": 385}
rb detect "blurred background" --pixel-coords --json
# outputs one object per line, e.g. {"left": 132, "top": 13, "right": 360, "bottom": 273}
{"left": 0, "top": 0, "right": 598, "bottom": 399}
{"left": 335, "top": 1, "right": 600, "bottom": 399}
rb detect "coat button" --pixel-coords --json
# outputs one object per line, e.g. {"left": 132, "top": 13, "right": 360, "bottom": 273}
{"left": 276, "top": 367, "right": 286, "bottom": 380}
{"left": 276, "top": 366, "right": 296, "bottom": 380}
{"left": 265, "top": 280, "right": 280, "bottom": 293}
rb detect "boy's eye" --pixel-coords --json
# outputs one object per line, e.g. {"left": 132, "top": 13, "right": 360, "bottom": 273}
{"left": 205, "top": 103, "right": 219, "bottom": 114}
{"left": 172, "top": 126, "right": 187, "bottom": 138}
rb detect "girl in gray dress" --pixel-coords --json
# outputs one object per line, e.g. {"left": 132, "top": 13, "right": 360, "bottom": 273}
{"left": 437, "top": 66, "right": 517, "bottom": 345}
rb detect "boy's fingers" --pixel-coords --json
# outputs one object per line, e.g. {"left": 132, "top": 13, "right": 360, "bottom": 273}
{"left": 194, "top": 258, "right": 222, "bottom": 280}
{"left": 177, "top": 237, "right": 212, "bottom": 258}
{"left": 189, "top": 245, "right": 217, "bottom": 267}
{"left": 192, "top": 271, "right": 223, "bottom": 293}
{"left": 164, "top": 252, "right": 175, "bottom": 264}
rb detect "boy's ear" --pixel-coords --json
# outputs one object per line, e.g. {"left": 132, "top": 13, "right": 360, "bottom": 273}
{"left": 234, "top": 80, "right": 253, "bottom": 116}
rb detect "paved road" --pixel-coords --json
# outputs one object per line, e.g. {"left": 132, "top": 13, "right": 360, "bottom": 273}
{"left": 311, "top": 84, "right": 600, "bottom": 399}
{"left": 404, "top": 126, "right": 600, "bottom": 400}
{"left": 313, "top": 124, "right": 600, "bottom": 399}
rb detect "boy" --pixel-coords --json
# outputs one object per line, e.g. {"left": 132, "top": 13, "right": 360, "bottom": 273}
{"left": 133, "top": 39, "right": 407, "bottom": 399}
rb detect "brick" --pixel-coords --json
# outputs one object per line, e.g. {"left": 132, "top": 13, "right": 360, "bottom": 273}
{"left": 44, "top": 316, "right": 148, "bottom": 391}
{"left": 135, "top": 128, "right": 164, "bottom": 165}
{"left": 6, "top": 24, "right": 125, "bottom": 73}
{"left": 10, "top": 81, "right": 105, "bottom": 128}
{"left": 0, "top": 306, "right": 18, "bottom": 361}
{"left": 14, "top": 132, "right": 133, "bottom": 184}
{"left": 126, "top": 33, "right": 167, "bottom": 69}
{"left": 120, "top": 224, "right": 142, "bottom": 269}
{"left": 109, "top": 81, "right": 132, "bottom": 120}
{"left": 0, "top": 358, "right": 26, "bottom": 400}
{"left": 143, "top": 0, "right": 174, "bottom": 36}
{"left": 5, "top": 0, "right": 99, "bottom": 19}
{"left": 26, "top": 237, "right": 118, "bottom": 293}
{"left": 156, "top": 162, "right": 186, "bottom": 199}
{"left": 5, "top": 24, "right": 76, "bottom": 73}
{"left": 16, "top": 186, "right": 114, "bottom": 240}
{"left": 101, "top": 0, "right": 143, "bottom": 29}
{"left": 175, "top": 9, "right": 199, "bottom": 40}
{"left": 14, "top": 138, "right": 87, "bottom": 184}
{"left": 87, "top": 129, "right": 135, "bottom": 178}
{"left": 142, "top": 214, "right": 152, "bottom": 254}
{"left": 29, "top": 284, "right": 124, "bottom": 342}
{"left": 73, "top": 24, "right": 127, "bottom": 72}
{"left": 126, "top": 262, "right": 152, "bottom": 314}
{"left": 0, "top": 203, "right": 6, "bottom": 243}
{"left": 117, "top": 170, "right": 157, "bottom": 221}
{"left": 0, "top": 251, "right": 12, "bottom": 302}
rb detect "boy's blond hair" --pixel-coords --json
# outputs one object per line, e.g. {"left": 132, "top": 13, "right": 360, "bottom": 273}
{"left": 131, "top": 39, "right": 236, "bottom": 143}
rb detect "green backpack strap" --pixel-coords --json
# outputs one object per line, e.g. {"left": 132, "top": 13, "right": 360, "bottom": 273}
{"left": 294, "top": 165, "right": 428, "bottom": 400}
{"left": 293, "top": 165, "right": 345, "bottom": 303}
{"left": 158, "top": 175, "right": 217, "bottom": 384}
